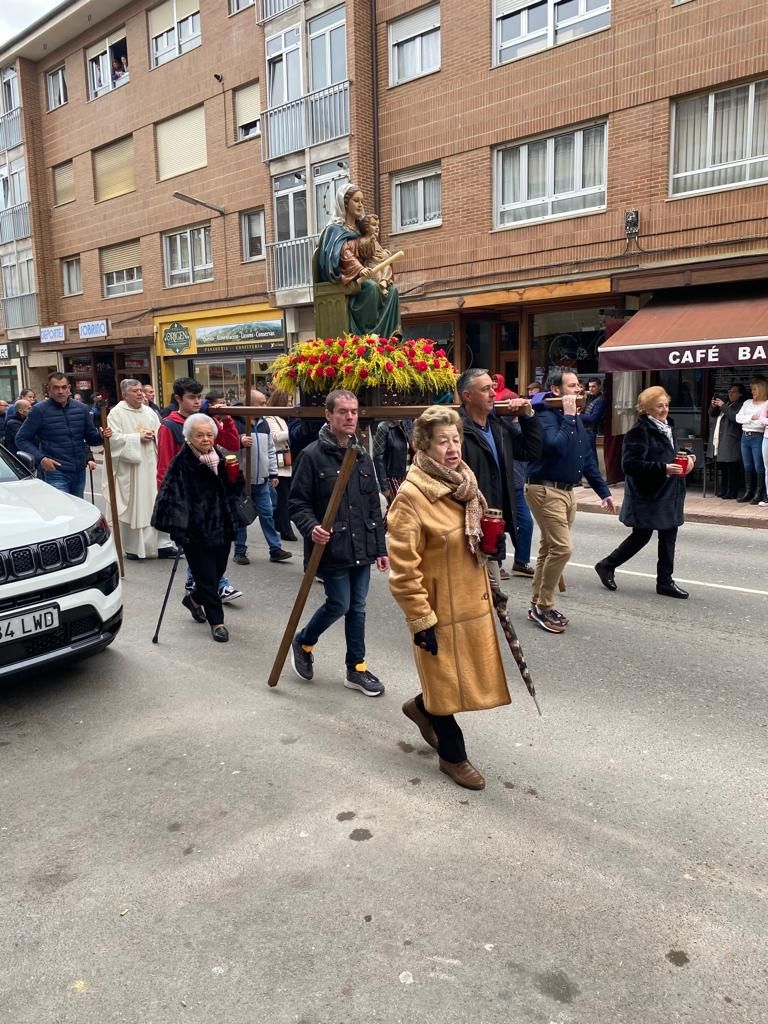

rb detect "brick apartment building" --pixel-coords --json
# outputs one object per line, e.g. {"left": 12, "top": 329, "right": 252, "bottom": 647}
{"left": 1, "top": 0, "right": 767, "bottom": 452}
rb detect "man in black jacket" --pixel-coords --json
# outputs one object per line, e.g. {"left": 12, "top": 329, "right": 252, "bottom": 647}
{"left": 457, "top": 368, "right": 542, "bottom": 579}
{"left": 288, "top": 389, "right": 388, "bottom": 697}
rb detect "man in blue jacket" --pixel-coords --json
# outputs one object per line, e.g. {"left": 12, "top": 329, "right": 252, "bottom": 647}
{"left": 16, "top": 371, "right": 110, "bottom": 497}
{"left": 526, "top": 369, "right": 614, "bottom": 634}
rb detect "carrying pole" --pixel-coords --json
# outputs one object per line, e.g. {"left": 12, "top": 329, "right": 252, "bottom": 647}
{"left": 99, "top": 402, "right": 124, "bottom": 578}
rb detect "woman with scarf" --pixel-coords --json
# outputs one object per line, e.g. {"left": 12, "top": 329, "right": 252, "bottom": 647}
{"left": 152, "top": 413, "right": 243, "bottom": 642}
{"left": 594, "top": 386, "right": 694, "bottom": 600}
{"left": 387, "top": 406, "right": 511, "bottom": 791}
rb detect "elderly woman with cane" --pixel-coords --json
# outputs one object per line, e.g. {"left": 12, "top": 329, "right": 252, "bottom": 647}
{"left": 386, "top": 406, "right": 511, "bottom": 791}
{"left": 152, "top": 413, "right": 243, "bottom": 642}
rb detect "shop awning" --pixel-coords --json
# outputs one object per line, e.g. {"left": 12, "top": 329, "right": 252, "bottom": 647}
{"left": 598, "top": 296, "right": 768, "bottom": 372}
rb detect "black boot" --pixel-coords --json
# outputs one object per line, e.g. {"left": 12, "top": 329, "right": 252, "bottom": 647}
{"left": 751, "top": 475, "right": 767, "bottom": 505}
{"left": 737, "top": 471, "right": 756, "bottom": 503}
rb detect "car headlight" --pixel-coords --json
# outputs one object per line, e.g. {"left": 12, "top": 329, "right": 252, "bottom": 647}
{"left": 85, "top": 514, "right": 111, "bottom": 546}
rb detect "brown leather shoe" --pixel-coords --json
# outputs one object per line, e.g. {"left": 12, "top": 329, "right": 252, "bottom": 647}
{"left": 439, "top": 758, "right": 486, "bottom": 790}
{"left": 402, "top": 698, "right": 438, "bottom": 750}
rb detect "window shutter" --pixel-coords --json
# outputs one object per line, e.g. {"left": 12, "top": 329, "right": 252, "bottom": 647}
{"left": 86, "top": 38, "right": 106, "bottom": 61}
{"left": 148, "top": 0, "right": 174, "bottom": 36}
{"left": 100, "top": 239, "right": 142, "bottom": 274}
{"left": 156, "top": 106, "right": 207, "bottom": 180}
{"left": 176, "top": 0, "right": 200, "bottom": 19}
{"left": 235, "top": 83, "right": 260, "bottom": 129}
{"left": 390, "top": 4, "right": 440, "bottom": 45}
{"left": 495, "top": 0, "right": 531, "bottom": 16}
{"left": 53, "top": 161, "right": 74, "bottom": 204}
{"left": 93, "top": 136, "right": 135, "bottom": 202}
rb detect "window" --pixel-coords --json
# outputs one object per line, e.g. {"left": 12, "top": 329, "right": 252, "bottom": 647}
{"left": 309, "top": 6, "right": 346, "bottom": 92}
{"left": 2, "top": 248, "right": 35, "bottom": 296}
{"left": 241, "top": 210, "right": 265, "bottom": 260}
{"left": 495, "top": 122, "right": 606, "bottom": 226}
{"left": 266, "top": 26, "right": 301, "bottom": 107}
{"left": 234, "top": 83, "right": 261, "bottom": 140}
{"left": 313, "top": 157, "right": 349, "bottom": 232}
{"left": 93, "top": 136, "right": 135, "bottom": 202}
{"left": 163, "top": 224, "right": 212, "bottom": 285}
{"left": 100, "top": 240, "right": 143, "bottom": 296}
{"left": 156, "top": 106, "right": 207, "bottom": 179}
{"left": 1, "top": 66, "right": 19, "bottom": 113}
{"left": 61, "top": 256, "right": 82, "bottom": 296}
{"left": 494, "top": 0, "right": 610, "bottom": 65}
{"left": 86, "top": 31, "right": 129, "bottom": 99}
{"left": 671, "top": 78, "right": 768, "bottom": 196}
{"left": 53, "top": 161, "right": 75, "bottom": 206}
{"left": 0, "top": 158, "right": 27, "bottom": 209}
{"left": 392, "top": 164, "right": 442, "bottom": 232}
{"left": 149, "top": 1, "right": 201, "bottom": 68}
{"left": 273, "top": 170, "right": 307, "bottom": 240}
{"left": 230, "top": 0, "right": 254, "bottom": 11}
{"left": 389, "top": 4, "right": 440, "bottom": 86}
{"left": 47, "top": 66, "right": 68, "bottom": 110}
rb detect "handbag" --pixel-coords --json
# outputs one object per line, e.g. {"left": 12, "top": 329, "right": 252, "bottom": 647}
{"left": 232, "top": 491, "right": 258, "bottom": 527}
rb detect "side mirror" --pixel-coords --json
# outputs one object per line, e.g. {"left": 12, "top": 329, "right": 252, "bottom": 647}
{"left": 13, "top": 450, "right": 35, "bottom": 475}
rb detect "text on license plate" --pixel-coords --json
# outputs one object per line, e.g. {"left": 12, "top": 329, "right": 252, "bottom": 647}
{"left": 0, "top": 606, "right": 60, "bottom": 644}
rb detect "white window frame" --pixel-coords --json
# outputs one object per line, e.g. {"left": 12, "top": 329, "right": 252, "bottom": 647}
{"left": 229, "top": 0, "right": 254, "bottom": 11}
{"left": 669, "top": 78, "right": 768, "bottom": 198}
{"left": 47, "top": 66, "right": 68, "bottom": 110}
{"left": 312, "top": 157, "right": 349, "bottom": 233}
{"left": 494, "top": 121, "right": 608, "bottom": 228}
{"left": 61, "top": 256, "right": 82, "bottom": 296}
{"left": 392, "top": 164, "right": 442, "bottom": 233}
{"left": 234, "top": 84, "right": 261, "bottom": 141}
{"left": 163, "top": 224, "right": 212, "bottom": 286}
{"left": 103, "top": 266, "right": 143, "bottom": 297}
{"left": 389, "top": 5, "right": 440, "bottom": 87}
{"left": 308, "top": 6, "right": 347, "bottom": 93}
{"left": 1, "top": 67, "right": 19, "bottom": 114}
{"left": 273, "top": 170, "right": 308, "bottom": 241}
{"left": 2, "top": 158, "right": 27, "bottom": 208}
{"left": 150, "top": 2, "right": 201, "bottom": 68}
{"left": 87, "top": 32, "right": 129, "bottom": 99}
{"left": 240, "top": 209, "right": 265, "bottom": 261}
{"left": 266, "top": 26, "right": 302, "bottom": 107}
{"left": 494, "top": 0, "right": 611, "bottom": 67}
{"left": 2, "top": 249, "right": 35, "bottom": 296}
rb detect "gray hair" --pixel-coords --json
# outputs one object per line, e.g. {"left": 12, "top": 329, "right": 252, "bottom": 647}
{"left": 182, "top": 412, "right": 219, "bottom": 441}
{"left": 456, "top": 368, "right": 489, "bottom": 406}
{"left": 120, "top": 378, "right": 142, "bottom": 396}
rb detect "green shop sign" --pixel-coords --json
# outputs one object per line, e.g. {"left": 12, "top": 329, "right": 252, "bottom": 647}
{"left": 163, "top": 321, "right": 191, "bottom": 354}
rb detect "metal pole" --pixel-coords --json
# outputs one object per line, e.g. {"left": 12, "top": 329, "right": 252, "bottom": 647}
{"left": 152, "top": 548, "right": 182, "bottom": 643}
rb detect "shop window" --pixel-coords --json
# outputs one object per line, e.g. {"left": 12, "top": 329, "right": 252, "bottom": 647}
{"left": 531, "top": 307, "right": 618, "bottom": 382}
{"left": 392, "top": 164, "right": 441, "bottom": 233}
{"left": 163, "top": 223, "right": 212, "bottom": 285}
{"left": 389, "top": 5, "right": 440, "bottom": 86}
{"left": 241, "top": 209, "right": 265, "bottom": 261}
{"left": 0, "top": 367, "right": 19, "bottom": 402}
{"left": 86, "top": 32, "right": 129, "bottom": 99}
{"left": 494, "top": 0, "right": 610, "bottom": 66}
{"left": 671, "top": 77, "right": 768, "bottom": 196}
{"left": 149, "top": 1, "right": 201, "bottom": 68}
{"left": 47, "top": 65, "right": 68, "bottom": 110}
{"left": 53, "top": 161, "right": 75, "bottom": 206}
{"left": 156, "top": 106, "right": 207, "bottom": 180}
{"left": 100, "top": 239, "right": 143, "bottom": 296}
{"left": 93, "top": 136, "right": 135, "bottom": 202}
{"left": 495, "top": 122, "right": 606, "bottom": 227}
{"left": 61, "top": 256, "right": 82, "bottom": 296}
{"left": 234, "top": 83, "right": 261, "bottom": 141}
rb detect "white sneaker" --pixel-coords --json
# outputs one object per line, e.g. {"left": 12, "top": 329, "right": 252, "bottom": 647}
{"left": 218, "top": 585, "right": 243, "bottom": 603}
{"left": 759, "top": 501, "right": 768, "bottom": 507}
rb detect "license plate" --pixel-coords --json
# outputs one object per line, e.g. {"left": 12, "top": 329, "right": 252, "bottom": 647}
{"left": 0, "top": 605, "right": 60, "bottom": 644}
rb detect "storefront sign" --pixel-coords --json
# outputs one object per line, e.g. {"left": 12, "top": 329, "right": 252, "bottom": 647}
{"left": 195, "top": 320, "right": 284, "bottom": 347}
{"left": 124, "top": 355, "right": 150, "bottom": 370}
{"left": 76, "top": 380, "right": 92, "bottom": 391}
{"left": 163, "top": 321, "right": 191, "bottom": 354}
{"left": 0, "top": 342, "right": 19, "bottom": 360}
{"left": 601, "top": 339, "right": 768, "bottom": 372}
{"left": 79, "top": 320, "right": 108, "bottom": 340}
{"left": 41, "top": 325, "right": 66, "bottom": 344}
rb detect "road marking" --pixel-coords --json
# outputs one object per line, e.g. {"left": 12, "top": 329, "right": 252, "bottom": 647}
{"left": 567, "top": 562, "right": 768, "bottom": 597}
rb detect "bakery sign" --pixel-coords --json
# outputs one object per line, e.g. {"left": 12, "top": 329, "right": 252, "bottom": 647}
{"left": 162, "top": 321, "right": 191, "bottom": 354}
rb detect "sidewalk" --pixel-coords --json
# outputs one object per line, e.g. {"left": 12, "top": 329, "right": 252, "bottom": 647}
{"left": 576, "top": 482, "right": 768, "bottom": 529}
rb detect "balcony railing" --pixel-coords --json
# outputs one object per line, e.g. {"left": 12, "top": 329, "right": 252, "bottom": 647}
{"left": 0, "top": 107, "right": 22, "bottom": 151}
{"left": 259, "top": 0, "right": 301, "bottom": 22}
{"left": 263, "top": 81, "right": 350, "bottom": 159}
{"left": 0, "top": 202, "right": 31, "bottom": 244}
{"left": 0, "top": 292, "right": 39, "bottom": 331}
{"left": 267, "top": 234, "right": 318, "bottom": 293}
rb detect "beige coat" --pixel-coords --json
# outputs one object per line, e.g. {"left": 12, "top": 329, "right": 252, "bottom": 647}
{"left": 387, "top": 465, "right": 511, "bottom": 716}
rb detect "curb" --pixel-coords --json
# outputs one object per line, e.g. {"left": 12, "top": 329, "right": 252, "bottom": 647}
{"left": 576, "top": 500, "right": 768, "bottom": 530}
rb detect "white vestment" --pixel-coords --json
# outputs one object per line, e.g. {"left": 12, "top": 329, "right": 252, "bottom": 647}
{"left": 104, "top": 401, "right": 171, "bottom": 558}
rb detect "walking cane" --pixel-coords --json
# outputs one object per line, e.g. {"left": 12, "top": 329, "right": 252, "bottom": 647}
{"left": 267, "top": 442, "right": 359, "bottom": 688}
{"left": 152, "top": 548, "right": 183, "bottom": 644}
{"left": 98, "top": 401, "right": 125, "bottom": 578}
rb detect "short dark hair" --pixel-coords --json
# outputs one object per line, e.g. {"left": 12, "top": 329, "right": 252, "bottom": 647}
{"left": 728, "top": 383, "right": 746, "bottom": 396}
{"left": 456, "top": 368, "right": 489, "bottom": 405}
{"left": 546, "top": 369, "right": 578, "bottom": 390}
{"left": 325, "top": 388, "right": 357, "bottom": 412}
{"left": 47, "top": 371, "right": 67, "bottom": 383}
{"left": 205, "top": 390, "right": 224, "bottom": 403}
{"left": 587, "top": 377, "right": 601, "bottom": 387}
{"left": 173, "top": 376, "right": 203, "bottom": 399}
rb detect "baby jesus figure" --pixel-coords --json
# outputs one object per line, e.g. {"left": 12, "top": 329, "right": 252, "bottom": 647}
{"left": 357, "top": 214, "right": 394, "bottom": 295}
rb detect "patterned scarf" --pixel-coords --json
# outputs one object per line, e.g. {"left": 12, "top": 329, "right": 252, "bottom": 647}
{"left": 413, "top": 449, "right": 487, "bottom": 561}
{"left": 646, "top": 414, "right": 674, "bottom": 447}
{"left": 189, "top": 443, "right": 220, "bottom": 474}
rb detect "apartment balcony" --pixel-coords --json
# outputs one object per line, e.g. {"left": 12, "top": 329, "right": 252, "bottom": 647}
{"left": 0, "top": 202, "right": 31, "bottom": 244}
{"left": 258, "top": 0, "right": 302, "bottom": 23}
{"left": 0, "top": 107, "right": 23, "bottom": 151}
{"left": 0, "top": 292, "right": 39, "bottom": 331}
{"left": 263, "top": 81, "right": 350, "bottom": 160}
{"left": 267, "top": 234, "right": 318, "bottom": 304}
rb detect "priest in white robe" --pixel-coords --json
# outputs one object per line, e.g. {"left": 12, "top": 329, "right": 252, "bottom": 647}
{"left": 104, "top": 379, "right": 177, "bottom": 559}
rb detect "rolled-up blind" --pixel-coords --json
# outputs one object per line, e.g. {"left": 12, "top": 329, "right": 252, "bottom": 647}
{"left": 148, "top": 0, "right": 174, "bottom": 37}
{"left": 100, "top": 239, "right": 142, "bottom": 274}
{"left": 235, "top": 83, "right": 260, "bottom": 129}
{"left": 390, "top": 4, "right": 440, "bottom": 45}
{"left": 93, "top": 136, "right": 135, "bottom": 202}
{"left": 53, "top": 161, "right": 74, "bottom": 205}
{"left": 495, "top": 0, "right": 532, "bottom": 16}
{"left": 176, "top": 0, "right": 199, "bottom": 19}
{"left": 156, "top": 106, "right": 207, "bottom": 179}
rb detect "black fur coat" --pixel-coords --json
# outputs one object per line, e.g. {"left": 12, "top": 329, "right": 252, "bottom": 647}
{"left": 152, "top": 443, "right": 242, "bottom": 547}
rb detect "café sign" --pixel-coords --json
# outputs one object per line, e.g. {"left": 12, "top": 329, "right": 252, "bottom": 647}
{"left": 163, "top": 321, "right": 191, "bottom": 354}
{"left": 600, "top": 339, "right": 768, "bottom": 372}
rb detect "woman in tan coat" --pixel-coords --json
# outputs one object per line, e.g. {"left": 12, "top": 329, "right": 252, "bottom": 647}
{"left": 387, "top": 406, "right": 510, "bottom": 791}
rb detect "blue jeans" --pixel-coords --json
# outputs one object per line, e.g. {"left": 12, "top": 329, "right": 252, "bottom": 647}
{"left": 763, "top": 436, "right": 768, "bottom": 493}
{"left": 297, "top": 564, "right": 371, "bottom": 668}
{"left": 741, "top": 432, "right": 763, "bottom": 473}
{"left": 513, "top": 487, "right": 534, "bottom": 564}
{"left": 44, "top": 468, "right": 86, "bottom": 498}
{"left": 235, "top": 482, "right": 281, "bottom": 555}
{"left": 186, "top": 566, "right": 231, "bottom": 591}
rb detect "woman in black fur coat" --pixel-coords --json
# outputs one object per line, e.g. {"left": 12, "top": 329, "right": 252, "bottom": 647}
{"left": 594, "top": 387, "right": 694, "bottom": 599}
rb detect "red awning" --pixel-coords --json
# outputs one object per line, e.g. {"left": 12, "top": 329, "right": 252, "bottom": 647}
{"left": 598, "top": 296, "right": 768, "bottom": 371}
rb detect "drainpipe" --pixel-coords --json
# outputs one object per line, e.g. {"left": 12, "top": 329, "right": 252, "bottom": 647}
{"left": 370, "top": 0, "right": 381, "bottom": 213}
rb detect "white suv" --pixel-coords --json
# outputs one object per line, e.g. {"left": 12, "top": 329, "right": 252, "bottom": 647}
{"left": 0, "top": 444, "right": 122, "bottom": 677}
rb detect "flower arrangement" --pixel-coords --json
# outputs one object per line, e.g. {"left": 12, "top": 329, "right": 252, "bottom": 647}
{"left": 271, "top": 334, "right": 458, "bottom": 398}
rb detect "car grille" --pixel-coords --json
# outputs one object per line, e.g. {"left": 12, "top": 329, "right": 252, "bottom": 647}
{"left": 0, "top": 609, "right": 102, "bottom": 668}
{"left": 0, "top": 533, "right": 87, "bottom": 585}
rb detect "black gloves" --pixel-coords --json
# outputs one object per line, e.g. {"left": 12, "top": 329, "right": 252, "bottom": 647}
{"left": 414, "top": 626, "right": 438, "bottom": 656}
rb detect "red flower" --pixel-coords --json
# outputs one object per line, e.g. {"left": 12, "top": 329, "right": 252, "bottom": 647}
{"left": 324, "top": 366, "right": 336, "bottom": 377}
{"left": 308, "top": 355, "right": 319, "bottom": 365}
{"left": 385, "top": 344, "right": 395, "bottom": 352}
{"left": 325, "top": 338, "right": 335, "bottom": 346}
{"left": 415, "top": 360, "right": 428, "bottom": 372}
{"left": 329, "top": 354, "right": 339, "bottom": 365}
{"left": 376, "top": 346, "right": 385, "bottom": 354}
{"left": 297, "top": 355, "right": 306, "bottom": 363}
{"left": 396, "top": 360, "right": 405, "bottom": 368}
{"left": 359, "top": 367, "right": 369, "bottom": 379}
{"left": 287, "top": 368, "right": 297, "bottom": 378}
{"left": 436, "top": 348, "right": 446, "bottom": 357}
{"left": 385, "top": 361, "right": 394, "bottom": 372}
{"left": 356, "top": 345, "right": 367, "bottom": 356}
{"left": 344, "top": 364, "right": 354, "bottom": 374}
{"left": 433, "top": 359, "right": 441, "bottom": 369}
{"left": 423, "top": 343, "right": 434, "bottom": 354}
{"left": 315, "top": 367, "right": 325, "bottom": 379}
{"left": 318, "top": 352, "right": 328, "bottom": 363}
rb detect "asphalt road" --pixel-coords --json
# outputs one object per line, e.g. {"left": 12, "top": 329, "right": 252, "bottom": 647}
{"left": 2, "top": 512, "right": 767, "bottom": 1024}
